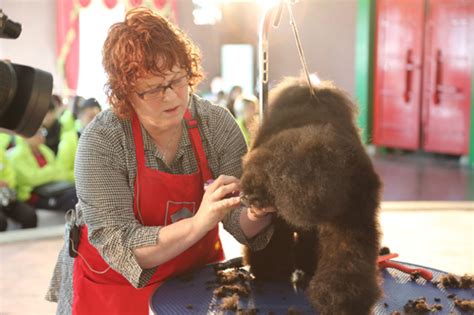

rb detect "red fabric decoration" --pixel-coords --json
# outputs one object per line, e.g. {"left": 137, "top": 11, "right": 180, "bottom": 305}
{"left": 103, "top": 0, "right": 118, "bottom": 9}
{"left": 129, "top": 0, "right": 142, "bottom": 7}
{"left": 56, "top": 0, "right": 80, "bottom": 92}
{"left": 154, "top": 0, "right": 167, "bottom": 9}
{"left": 78, "top": 0, "right": 91, "bottom": 7}
{"left": 55, "top": 0, "right": 179, "bottom": 95}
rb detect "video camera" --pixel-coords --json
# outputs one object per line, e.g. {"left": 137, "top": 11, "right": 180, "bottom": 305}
{"left": 0, "top": 9, "right": 53, "bottom": 137}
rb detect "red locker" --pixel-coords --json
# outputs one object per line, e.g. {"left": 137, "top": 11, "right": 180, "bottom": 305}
{"left": 373, "top": 0, "right": 425, "bottom": 149}
{"left": 422, "top": 0, "right": 474, "bottom": 155}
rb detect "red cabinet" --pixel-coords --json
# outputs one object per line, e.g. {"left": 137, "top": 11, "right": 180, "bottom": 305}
{"left": 422, "top": 0, "right": 474, "bottom": 155}
{"left": 373, "top": 0, "right": 474, "bottom": 155}
{"left": 373, "top": 0, "right": 425, "bottom": 149}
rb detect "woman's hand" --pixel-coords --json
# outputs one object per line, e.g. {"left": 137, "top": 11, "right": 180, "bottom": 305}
{"left": 239, "top": 205, "right": 276, "bottom": 239}
{"left": 192, "top": 175, "right": 241, "bottom": 233}
{"left": 247, "top": 206, "right": 277, "bottom": 221}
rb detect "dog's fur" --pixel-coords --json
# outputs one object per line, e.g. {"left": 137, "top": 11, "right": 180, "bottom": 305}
{"left": 240, "top": 77, "right": 382, "bottom": 315}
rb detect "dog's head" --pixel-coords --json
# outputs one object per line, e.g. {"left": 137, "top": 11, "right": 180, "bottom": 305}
{"left": 251, "top": 77, "right": 360, "bottom": 149}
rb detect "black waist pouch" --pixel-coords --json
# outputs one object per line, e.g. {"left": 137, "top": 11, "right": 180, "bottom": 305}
{"left": 33, "top": 181, "right": 75, "bottom": 197}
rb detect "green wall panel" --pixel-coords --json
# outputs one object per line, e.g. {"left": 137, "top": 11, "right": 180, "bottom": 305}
{"left": 355, "top": 0, "right": 375, "bottom": 144}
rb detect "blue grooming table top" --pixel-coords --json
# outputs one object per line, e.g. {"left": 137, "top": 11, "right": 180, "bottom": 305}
{"left": 150, "top": 260, "right": 473, "bottom": 314}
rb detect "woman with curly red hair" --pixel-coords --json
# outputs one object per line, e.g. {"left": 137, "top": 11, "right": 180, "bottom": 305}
{"left": 46, "top": 7, "right": 274, "bottom": 315}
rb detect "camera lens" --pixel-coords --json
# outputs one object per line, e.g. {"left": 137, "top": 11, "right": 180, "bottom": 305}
{"left": 0, "top": 10, "right": 53, "bottom": 137}
{"left": 0, "top": 62, "right": 53, "bottom": 137}
{"left": 0, "top": 61, "right": 18, "bottom": 117}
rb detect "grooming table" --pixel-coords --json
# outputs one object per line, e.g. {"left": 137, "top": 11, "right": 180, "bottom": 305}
{"left": 149, "top": 260, "right": 473, "bottom": 314}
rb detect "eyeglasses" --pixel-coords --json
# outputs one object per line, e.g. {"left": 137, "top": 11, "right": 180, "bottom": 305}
{"left": 136, "top": 74, "right": 188, "bottom": 102}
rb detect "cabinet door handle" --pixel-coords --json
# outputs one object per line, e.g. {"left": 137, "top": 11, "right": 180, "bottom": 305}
{"left": 404, "top": 49, "right": 414, "bottom": 103}
{"left": 433, "top": 49, "right": 442, "bottom": 105}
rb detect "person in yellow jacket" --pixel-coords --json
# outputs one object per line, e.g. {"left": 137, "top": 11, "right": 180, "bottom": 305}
{"left": 55, "top": 130, "right": 78, "bottom": 183}
{"left": 0, "top": 133, "right": 13, "bottom": 151}
{"left": 234, "top": 94, "right": 259, "bottom": 146}
{"left": 7, "top": 128, "right": 77, "bottom": 212}
{"left": 0, "top": 149, "right": 37, "bottom": 231}
{"left": 58, "top": 108, "right": 78, "bottom": 136}
{"left": 55, "top": 98, "right": 102, "bottom": 183}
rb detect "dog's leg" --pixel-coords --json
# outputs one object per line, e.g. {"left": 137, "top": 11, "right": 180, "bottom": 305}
{"left": 307, "top": 224, "right": 381, "bottom": 315}
{"left": 243, "top": 217, "right": 295, "bottom": 281}
{"left": 293, "top": 228, "right": 318, "bottom": 278}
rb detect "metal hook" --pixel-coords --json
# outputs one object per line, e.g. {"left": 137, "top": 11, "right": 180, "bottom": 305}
{"left": 258, "top": 0, "right": 315, "bottom": 124}
{"left": 286, "top": 2, "right": 315, "bottom": 98}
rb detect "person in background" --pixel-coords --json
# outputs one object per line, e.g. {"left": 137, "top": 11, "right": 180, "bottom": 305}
{"left": 225, "top": 85, "right": 243, "bottom": 117}
{"left": 214, "top": 90, "right": 227, "bottom": 107}
{"left": 43, "top": 95, "right": 62, "bottom": 155}
{"left": 71, "top": 95, "right": 86, "bottom": 120}
{"left": 55, "top": 131, "right": 78, "bottom": 184}
{"left": 0, "top": 133, "right": 13, "bottom": 151}
{"left": 209, "top": 76, "right": 227, "bottom": 107}
{"left": 58, "top": 95, "right": 85, "bottom": 136}
{"left": 46, "top": 8, "right": 275, "bottom": 315}
{"left": 55, "top": 97, "right": 102, "bottom": 183}
{"left": 7, "top": 128, "right": 77, "bottom": 212}
{"left": 234, "top": 94, "right": 259, "bottom": 146}
{"left": 0, "top": 149, "right": 37, "bottom": 231}
{"left": 76, "top": 97, "right": 102, "bottom": 134}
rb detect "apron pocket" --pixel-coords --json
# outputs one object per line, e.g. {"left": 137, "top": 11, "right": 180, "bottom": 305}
{"left": 73, "top": 274, "right": 159, "bottom": 315}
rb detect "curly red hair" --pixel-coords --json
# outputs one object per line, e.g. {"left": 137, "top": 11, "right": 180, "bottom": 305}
{"left": 103, "top": 7, "right": 204, "bottom": 119}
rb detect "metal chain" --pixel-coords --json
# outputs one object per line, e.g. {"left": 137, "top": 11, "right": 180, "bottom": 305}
{"left": 286, "top": 2, "right": 316, "bottom": 98}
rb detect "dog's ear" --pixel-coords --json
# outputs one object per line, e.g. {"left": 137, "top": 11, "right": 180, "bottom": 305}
{"left": 241, "top": 147, "right": 275, "bottom": 209}
{"left": 263, "top": 124, "right": 380, "bottom": 229}
{"left": 264, "top": 124, "right": 341, "bottom": 228}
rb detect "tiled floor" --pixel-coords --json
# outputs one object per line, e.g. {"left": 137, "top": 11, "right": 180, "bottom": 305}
{"left": 0, "top": 152, "right": 473, "bottom": 314}
{"left": 0, "top": 238, "right": 61, "bottom": 315}
{"left": 373, "top": 151, "right": 474, "bottom": 201}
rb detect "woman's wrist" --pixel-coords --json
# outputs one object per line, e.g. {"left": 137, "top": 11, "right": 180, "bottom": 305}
{"left": 247, "top": 207, "right": 271, "bottom": 221}
{"left": 240, "top": 207, "right": 273, "bottom": 239}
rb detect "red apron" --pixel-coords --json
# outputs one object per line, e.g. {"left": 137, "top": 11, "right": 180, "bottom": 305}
{"left": 72, "top": 110, "right": 224, "bottom": 315}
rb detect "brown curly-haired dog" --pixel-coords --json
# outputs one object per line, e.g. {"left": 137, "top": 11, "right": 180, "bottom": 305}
{"left": 241, "top": 77, "right": 382, "bottom": 315}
